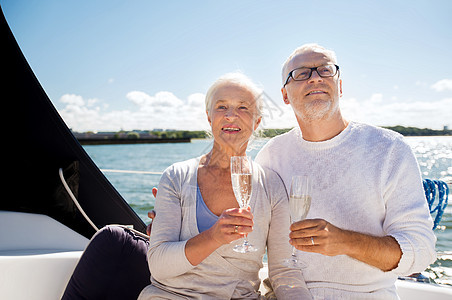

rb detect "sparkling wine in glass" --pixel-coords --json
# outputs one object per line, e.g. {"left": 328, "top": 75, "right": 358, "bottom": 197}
{"left": 231, "top": 156, "right": 257, "bottom": 253}
{"left": 283, "top": 175, "right": 312, "bottom": 268}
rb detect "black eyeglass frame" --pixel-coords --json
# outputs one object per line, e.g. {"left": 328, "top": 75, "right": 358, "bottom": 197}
{"left": 283, "top": 64, "right": 340, "bottom": 87}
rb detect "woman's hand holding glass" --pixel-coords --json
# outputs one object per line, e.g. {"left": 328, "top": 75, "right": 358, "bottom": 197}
{"left": 206, "top": 207, "right": 254, "bottom": 246}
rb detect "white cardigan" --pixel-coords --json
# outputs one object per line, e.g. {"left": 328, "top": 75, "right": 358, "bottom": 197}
{"left": 139, "top": 156, "right": 311, "bottom": 299}
{"left": 255, "top": 121, "right": 437, "bottom": 299}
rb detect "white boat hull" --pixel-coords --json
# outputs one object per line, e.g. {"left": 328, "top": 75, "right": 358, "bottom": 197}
{"left": 1, "top": 211, "right": 452, "bottom": 300}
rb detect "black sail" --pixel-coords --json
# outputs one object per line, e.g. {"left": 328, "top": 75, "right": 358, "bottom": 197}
{"left": 1, "top": 6, "right": 147, "bottom": 238}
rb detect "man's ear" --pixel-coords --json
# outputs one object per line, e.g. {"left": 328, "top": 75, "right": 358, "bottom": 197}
{"left": 281, "top": 87, "right": 290, "bottom": 104}
{"left": 339, "top": 79, "right": 343, "bottom": 97}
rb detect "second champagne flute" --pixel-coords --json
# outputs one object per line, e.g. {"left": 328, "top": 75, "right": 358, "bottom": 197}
{"left": 283, "top": 175, "right": 312, "bottom": 268}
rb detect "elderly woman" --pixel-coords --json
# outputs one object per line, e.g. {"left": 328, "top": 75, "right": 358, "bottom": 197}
{"left": 138, "top": 73, "right": 310, "bottom": 299}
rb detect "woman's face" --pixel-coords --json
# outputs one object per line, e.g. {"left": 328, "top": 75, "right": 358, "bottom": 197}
{"left": 207, "top": 83, "right": 261, "bottom": 153}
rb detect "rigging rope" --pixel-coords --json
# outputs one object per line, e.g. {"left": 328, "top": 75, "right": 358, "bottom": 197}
{"left": 423, "top": 179, "right": 449, "bottom": 230}
{"left": 59, "top": 168, "right": 99, "bottom": 232}
{"left": 100, "top": 169, "right": 162, "bottom": 175}
{"left": 59, "top": 168, "right": 150, "bottom": 238}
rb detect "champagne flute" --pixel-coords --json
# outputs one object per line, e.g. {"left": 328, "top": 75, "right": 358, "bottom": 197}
{"left": 283, "top": 175, "right": 312, "bottom": 268}
{"left": 231, "top": 156, "right": 257, "bottom": 253}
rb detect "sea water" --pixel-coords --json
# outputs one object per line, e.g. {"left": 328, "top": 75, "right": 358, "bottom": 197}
{"left": 83, "top": 136, "right": 452, "bottom": 285}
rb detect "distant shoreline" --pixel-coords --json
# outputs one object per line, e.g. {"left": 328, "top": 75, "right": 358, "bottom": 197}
{"left": 74, "top": 125, "right": 451, "bottom": 144}
{"left": 78, "top": 137, "right": 191, "bottom": 145}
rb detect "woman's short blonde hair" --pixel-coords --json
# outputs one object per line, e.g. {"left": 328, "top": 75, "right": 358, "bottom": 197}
{"left": 205, "top": 72, "right": 263, "bottom": 118}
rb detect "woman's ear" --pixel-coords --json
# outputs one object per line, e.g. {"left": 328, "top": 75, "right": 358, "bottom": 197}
{"left": 254, "top": 116, "right": 262, "bottom": 131}
{"left": 206, "top": 110, "right": 211, "bottom": 126}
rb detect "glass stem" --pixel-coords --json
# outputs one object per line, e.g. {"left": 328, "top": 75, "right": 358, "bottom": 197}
{"left": 243, "top": 234, "right": 249, "bottom": 243}
{"left": 243, "top": 205, "right": 250, "bottom": 243}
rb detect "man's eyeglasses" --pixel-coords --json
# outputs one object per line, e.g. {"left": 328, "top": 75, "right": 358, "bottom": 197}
{"left": 283, "top": 64, "right": 339, "bottom": 87}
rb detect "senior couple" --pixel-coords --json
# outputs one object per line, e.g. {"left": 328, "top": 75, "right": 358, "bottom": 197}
{"left": 64, "top": 44, "right": 436, "bottom": 300}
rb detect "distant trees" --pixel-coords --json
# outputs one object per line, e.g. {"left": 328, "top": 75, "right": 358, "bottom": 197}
{"left": 259, "top": 128, "right": 292, "bottom": 138}
{"left": 258, "top": 126, "right": 452, "bottom": 137}
{"left": 149, "top": 130, "right": 209, "bottom": 139}
{"left": 383, "top": 126, "right": 452, "bottom": 136}
{"left": 76, "top": 126, "right": 451, "bottom": 142}
{"left": 138, "top": 127, "right": 452, "bottom": 138}
{"left": 127, "top": 132, "right": 140, "bottom": 139}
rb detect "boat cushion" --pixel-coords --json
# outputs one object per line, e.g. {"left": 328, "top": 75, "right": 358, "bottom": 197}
{"left": 0, "top": 210, "right": 89, "bottom": 300}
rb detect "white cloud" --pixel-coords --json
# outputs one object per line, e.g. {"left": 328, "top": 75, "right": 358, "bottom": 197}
{"left": 86, "top": 98, "right": 99, "bottom": 107}
{"left": 341, "top": 94, "right": 452, "bottom": 129}
{"left": 58, "top": 90, "right": 452, "bottom": 132}
{"left": 58, "top": 91, "right": 210, "bottom": 132}
{"left": 57, "top": 89, "right": 298, "bottom": 132}
{"left": 369, "top": 93, "right": 383, "bottom": 103}
{"left": 431, "top": 79, "right": 452, "bottom": 92}
{"left": 60, "top": 94, "right": 85, "bottom": 106}
{"left": 187, "top": 93, "right": 205, "bottom": 107}
{"left": 126, "top": 91, "right": 184, "bottom": 108}
{"left": 259, "top": 98, "right": 296, "bottom": 129}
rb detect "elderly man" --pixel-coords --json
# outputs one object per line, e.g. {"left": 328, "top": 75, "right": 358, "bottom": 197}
{"left": 255, "top": 43, "right": 436, "bottom": 299}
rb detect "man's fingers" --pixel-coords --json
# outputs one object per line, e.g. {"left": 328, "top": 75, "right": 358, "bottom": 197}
{"left": 289, "top": 227, "right": 320, "bottom": 239}
{"left": 146, "top": 210, "right": 156, "bottom": 236}
{"left": 290, "top": 236, "right": 319, "bottom": 246}
{"left": 146, "top": 223, "right": 152, "bottom": 236}
{"left": 148, "top": 210, "right": 156, "bottom": 220}
{"left": 290, "top": 218, "right": 324, "bottom": 231}
{"left": 152, "top": 187, "right": 158, "bottom": 198}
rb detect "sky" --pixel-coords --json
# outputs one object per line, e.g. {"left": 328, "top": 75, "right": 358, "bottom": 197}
{"left": 2, "top": 0, "right": 452, "bottom": 132}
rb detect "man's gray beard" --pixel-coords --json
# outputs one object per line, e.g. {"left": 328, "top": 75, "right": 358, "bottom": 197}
{"left": 295, "top": 99, "right": 339, "bottom": 122}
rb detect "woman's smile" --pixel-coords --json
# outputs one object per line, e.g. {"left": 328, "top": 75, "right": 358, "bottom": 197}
{"left": 221, "top": 124, "right": 241, "bottom": 134}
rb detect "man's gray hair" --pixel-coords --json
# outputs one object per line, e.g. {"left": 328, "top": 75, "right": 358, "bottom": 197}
{"left": 281, "top": 43, "right": 338, "bottom": 85}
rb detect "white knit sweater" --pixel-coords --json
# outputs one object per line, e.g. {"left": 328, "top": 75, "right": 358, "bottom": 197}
{"left": 255, "top": 122, "right": 437, "bottom": 299}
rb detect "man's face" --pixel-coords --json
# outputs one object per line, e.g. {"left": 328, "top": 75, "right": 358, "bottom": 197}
{"left": 282, "top": 50, "right": 342, "bottom": 122}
